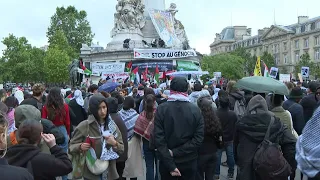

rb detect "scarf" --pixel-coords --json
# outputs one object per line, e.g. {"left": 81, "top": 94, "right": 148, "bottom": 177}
{"left": 296, "top": 107, "right": 320, "bottom": 178}
{"left": 71, "top": 90, "right": 84, "bottom": 106}
{"left": 134, "top": 111, "right": 155, "bottom": 141}
{"left": 118, "top": 108, "right": 139, "bottom": 140}
{"left": 100, "top": 115, "right": 119, "bottom": 161}
{"left": 167, "top": 90, "right": 190, "bottom": 102}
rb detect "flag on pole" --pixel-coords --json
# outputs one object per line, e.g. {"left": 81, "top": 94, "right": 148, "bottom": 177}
{"left": 143, "top": 66, "right": 148, "bottom": 81}
{"left": 125, "top": 61, "right": 132, "bottom": 72}
{"left": 263, "top": 62, "right": 270, "bottom": 77}
{"left": 155, "top": 65, "right": 159, "bottom": 84}
{"left": 131, "top": 67, "right": 140, "bottom": 84}
{"left": 254, "top": 56, "right": 262, "bottom": 76}
{"left": 79, "top": 59, "right": 92, "bottom": 75}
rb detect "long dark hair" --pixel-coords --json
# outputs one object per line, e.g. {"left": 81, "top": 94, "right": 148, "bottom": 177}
{"left": 4, "top": 96, "right": 19, "bottom": 113}
{"left": 46, "top": 87, "right": 65, "bottom": 121}
{"left": 144, "top": 94, "right": 156, "bottom": 120}
{"left": 197, "top": 97, "right": 222, "bottom": 136}
{"left": 143, "top": 88, "right": 155, "bottom": 110}
{"left": 18, "top": 119, "right": 43, "bottom": 145}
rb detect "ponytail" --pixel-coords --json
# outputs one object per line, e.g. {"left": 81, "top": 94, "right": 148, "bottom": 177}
{"left": 144, "top": 94, "right": 156, "bottom": 120}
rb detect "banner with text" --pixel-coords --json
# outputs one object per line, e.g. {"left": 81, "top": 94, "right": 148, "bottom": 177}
{"left": 134, "top": 49, "right": 197, "bottom": 59}
{"left": 101, "top": 73, "right": 129, "bottom": 81}
{"left": 91, "top": 62, "right": 125, "bottom": 76}
{"left": 148, "top": 9, "right": 180, "bottom": 47}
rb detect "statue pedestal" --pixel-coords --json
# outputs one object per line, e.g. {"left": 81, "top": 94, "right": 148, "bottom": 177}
{"left": 107, "top": 29, "right": 145, "bottom": 50}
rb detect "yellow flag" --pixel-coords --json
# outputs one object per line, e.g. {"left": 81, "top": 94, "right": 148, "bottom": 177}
{"left": 254, "top": 56, "right": 262, "bottom": 76}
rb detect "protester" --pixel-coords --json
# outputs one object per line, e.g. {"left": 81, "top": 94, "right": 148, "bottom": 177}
{"left": 234, "top": 95, "right": 297, "bottom": 180}
{"left": 69, "top": 94, "right": 124, "bottom": 180}
{"left": 283, "top": 87, "right": 305, "bottom": 135}
{"left": 196, "top": 95, "right": 223, "bottom": 180}
{"left": 68, "top": 90, "right": 87, "bottom": 128}
{"left": 83, "top": 84, "right": 99, "bottom": 113}
{"left": 0, "top": 89, "right": 7, "bottom": 102}
{"left": 215, "top": 94, "right": 237, "bottom": 180}
{"left": 296, "top": 107, "right": 320, "bottom": 180}
{"left": 138, "top": 87, "right": 158, "bottom": 113}
{"left": 4, "top": 96, "right": 19, "bottom": 134}
{"left": 300, "top": 81, "right": 319, "bottom": 122}
{"left": 226, "top": 81, "right": 245, "bottom": 110}
{"left": 154, "top": 77, "right": 204, "bottom": 180}
{"left": 111, "top": 91, "right": 125, "bottom": 112}
{"left": 6, "top": 119, "right": 72, "bottom": 180}
{"left": 188, "top": 83, "right": 203, "bottom": 104}
{"left": 0, "top": 114, "right": 34, "bottom": 180}
{"left": 135, "top": 94, "right": 158, "bottom": 180}
{"left": 42, "top": 87, "right": 70, "bottom": 156}
{"left": 21, "top": 84, "right": 46, "bottom": 111}
{"left": 271, "top": 94, "right": 294, "bottom": 134}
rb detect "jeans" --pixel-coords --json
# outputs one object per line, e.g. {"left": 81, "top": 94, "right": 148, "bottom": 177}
{"left": 143, "top": 138, "right": 158, "bottom": 180}
{"left": 57, "top": 126, "right": 69, "bottom": 180}
{"left": 215, "top": 141, "right": 235, "bottom": 175}
{"left": 197, "top": 153, "right": 217, "bottom": 180}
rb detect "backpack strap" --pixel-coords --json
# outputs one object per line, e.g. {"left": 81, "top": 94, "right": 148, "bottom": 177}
{"left": 264, "top": 116, "right": 275, "bottom": 140}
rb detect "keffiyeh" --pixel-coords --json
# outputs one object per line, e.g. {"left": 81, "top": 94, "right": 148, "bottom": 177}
{"left": 167, "top": 90, "right": 190, "bottom": 102}
{"left": 71, "top": 90, "right": 84, "bottom": 106}
{"left": 296, "top": 107, "right": 320, "bottom": 178}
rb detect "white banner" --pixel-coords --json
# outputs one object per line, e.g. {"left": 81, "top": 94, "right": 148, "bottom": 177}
{"left": 101, "top": 73, "right": 129, "bottom": 81}
{"left": 279, "top": 74, "right": 291, "bottom": 82}
{"left": 91, "top": 62, "right": 125, "bottom": 75}
{"left": 134, "top": 49, "right": 197, "bottom": 59}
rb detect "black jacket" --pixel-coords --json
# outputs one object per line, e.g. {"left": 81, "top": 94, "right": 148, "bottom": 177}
{"left": 6, "top": 144, "right": 72, "bottom": 180}
{"left": 68, "top": 99, "right": 88, "bottom": 126}
{"left": 300, "top": 93, "right": 318, "bottom": 122}
{"left": 283, "top": 99, "right": 305, "bottom": 135}
{"left": 217, "top": 108, "right": 237, "bottom": 142}
{"left": 154, "top": 101, "right": 204, "bottom": 172}
{"left": 0, "top": 158, "right": 34, "bottom": 180}
{"left": 234, "top": 112, "right": 297, "bottom": 180}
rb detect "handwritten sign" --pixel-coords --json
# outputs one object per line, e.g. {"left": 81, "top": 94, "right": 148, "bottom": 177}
{"left": 92, "top": 62, "right": 125, "bottom": 75}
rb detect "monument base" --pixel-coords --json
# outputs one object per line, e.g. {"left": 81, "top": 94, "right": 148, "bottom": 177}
{"left": 107, "top": 29, "right": 145, "bottom": 50}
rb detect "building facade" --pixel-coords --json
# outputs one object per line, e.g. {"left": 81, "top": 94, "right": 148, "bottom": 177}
{"left": 210, "top": 16, "right": 320, "bottom": 73}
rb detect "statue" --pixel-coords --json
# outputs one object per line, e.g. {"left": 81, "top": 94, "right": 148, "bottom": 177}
{"left": 167, "top": 3, "right": 189, "bottom": 49}
{"left": 111, "top": 0, "right": 146, "bottom": 37}
{"left": 68, "top": 59, "right": 80, "bottom": 87}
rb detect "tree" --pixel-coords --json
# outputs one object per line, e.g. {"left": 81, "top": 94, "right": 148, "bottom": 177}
{"left": 1, "top": 34, "right": 33, "bottom": 82}
{"left": 49, "top": 29, "right": 75, "bottom": 58}
{"left": 201, "top": 53, "right": 245, "bottom": 80}
{"left": 44, "top": 45, "right": 70, "bottom": 83}
{"left": 47, "top": 6, "right": 94, "bottom": 54}
{"left": 231, "top": 47, "right": 255, "bottom": 75}
{"left": 261, "top": 51, "right": 275, "bottom": 68}
{"left": 29, "top": 47, "right": 46, "bottom": 82}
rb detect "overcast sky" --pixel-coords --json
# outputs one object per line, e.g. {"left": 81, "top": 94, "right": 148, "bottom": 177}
{"left": 0, "top": 0, "right": 318, "bottom": 55}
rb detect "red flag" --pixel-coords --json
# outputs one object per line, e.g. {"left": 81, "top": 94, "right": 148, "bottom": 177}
{"left": 132, "top": 67, "right": 139, "bottom": 74}
{"left": 143, "top": 66, "right": 148, "bottom": 80}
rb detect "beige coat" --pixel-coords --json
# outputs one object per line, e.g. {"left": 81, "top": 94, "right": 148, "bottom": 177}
{"left": 69, "top": 115, "right": 124, "bottom": 180}
{"left": 122, "top": 135, "right": 144, "bottom": 178}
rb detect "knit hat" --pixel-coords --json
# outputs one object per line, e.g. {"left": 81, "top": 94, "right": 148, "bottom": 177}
{"left": 289, "top": 87, "right": 303, "bottom": 99}
{"left": 170, "top": 77, "right": 189, "bottom": 92}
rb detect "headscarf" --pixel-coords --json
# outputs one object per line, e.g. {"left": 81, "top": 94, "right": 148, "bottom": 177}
{"left": 296, "top": 107, "right": 320, "bottom": 178}
{"left": 71, "top": 90, "right": 84, "bottom": 106}
{"left": 212, "top": 88, "right": 221, "bottom": 101}
{"left": 14, "top": 90, "right": 24, "bottom": 104}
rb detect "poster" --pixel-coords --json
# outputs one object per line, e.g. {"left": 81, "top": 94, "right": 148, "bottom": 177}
{"left": 279, "top": 74, "right": 291, "bottom": 82}
{"left": 134, "top": 48, "right": 197, "bottom": 59}
{"left": 101, "top": 73, "right": 129, "bottom": 81}
{"left": 269, "top": 67, "right": 279, "bottom": 79}
{"left": 214, "top": 72, "right": 222, "bottom": 78}
{"left": 301, "top": 67, "right": 309, "bottom": 78}
{"left": 91, "top": 62, "right": 125, "bottom": 76}
{"left": 148, "top": 9, "right": 179, "bottom": 47}
{"left": 177, "top": 60, "right": 200, "bottom": 71}
{"left": 131, "top": 60, "right": 173, "bottom": 73}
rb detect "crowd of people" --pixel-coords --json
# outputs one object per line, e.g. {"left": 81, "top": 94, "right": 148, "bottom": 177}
{"left": 0, "top": 77, "right": 319, "bottom": 180}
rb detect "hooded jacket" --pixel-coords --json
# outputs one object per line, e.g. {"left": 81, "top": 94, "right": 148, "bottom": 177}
{"left": 6, "top": 144, "right": 72, "bottom": 180}
{"left": 229, "top": 91, "right": 245, "bottom": 110}
{"left": 69, "top": 94, "right": 124, "bottom": 180}
{"left": 0, "top": 158, "right": 34, "bottom": 180}
{"left": 234, "top": 95, "right": 297, "bottom": 180}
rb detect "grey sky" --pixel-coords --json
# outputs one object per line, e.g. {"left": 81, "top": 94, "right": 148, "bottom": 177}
{"left": 0, "top": 0, "right": 318, "bottom": 55}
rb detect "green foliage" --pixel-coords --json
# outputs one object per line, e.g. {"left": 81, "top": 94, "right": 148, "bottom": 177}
{"left": 201, "top": 53, "right": 245, "bottom": 80}
{"left": 261, "top": 51, "right": 275, "bottom": 68}
{"left": 231, "top": 48, "right": 255, "bottom": 75}
{"left": 47, "top": 6, "right": 94, "bottom": 54}
{"left": 49, "top": 30, "right": 76, "bottom": 59}
{"left": 44, "top": 45, "right": 70, "bottom": 83}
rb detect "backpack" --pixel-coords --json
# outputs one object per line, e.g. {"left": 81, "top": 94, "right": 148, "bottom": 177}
{"left": 234, "top": 99, "right": 246, "bottom": 119}
{"left": 253, "top": 117, "right": 292, "bottom": 180}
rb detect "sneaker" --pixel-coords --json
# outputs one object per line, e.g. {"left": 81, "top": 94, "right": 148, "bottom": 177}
{"left": 228, "top": 173, "right": 234, "bottom": 180}
{"left": 214, "top": 175, "right": 220, "bottom": 180}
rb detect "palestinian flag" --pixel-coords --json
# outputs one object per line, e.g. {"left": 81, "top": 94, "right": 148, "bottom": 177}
{"left": 79, "top": 60, "right": 92, "bottom": 75}
{"left": 155, "top": 64, "right": 159, "bottom": 84}
{"left": 125, "top": 61, "right": 132, "bottom": 72}
{"left": 131, "top": 67, "right": 139, "bottom": 82}
{"left": 263, "top": 62, "right": 270, "bottom": 77}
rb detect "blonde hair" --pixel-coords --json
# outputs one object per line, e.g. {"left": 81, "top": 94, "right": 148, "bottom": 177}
{"left": 0, "top": 113, "right": 8, "bottom": 158}
{"left": 226, "top": 81, "right": 237, "bottom": 94}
